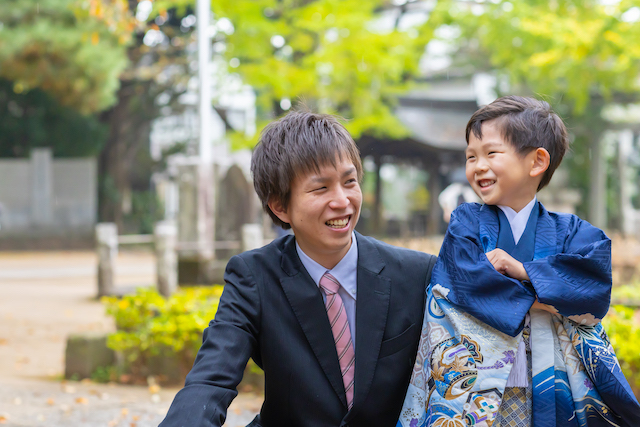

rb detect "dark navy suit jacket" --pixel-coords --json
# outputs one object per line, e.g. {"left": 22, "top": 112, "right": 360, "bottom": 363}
{"left": 160, "top": 231, "right": 436, "bottom": 427}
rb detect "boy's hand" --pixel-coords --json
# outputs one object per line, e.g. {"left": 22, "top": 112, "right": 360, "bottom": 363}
{"left": 485, "top": 249, "right": 529, "bottom": 282}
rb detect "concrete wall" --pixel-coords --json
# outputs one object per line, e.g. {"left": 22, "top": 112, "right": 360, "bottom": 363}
{"left": 0, "top": 148, "right": 96, "bottom": 238}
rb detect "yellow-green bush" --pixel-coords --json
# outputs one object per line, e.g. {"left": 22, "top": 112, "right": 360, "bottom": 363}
{"left": 603, "top": 304, "right": 640, "bottom": 395}
{"left": 102, "top": 286, "right": 223, "bottom": 382}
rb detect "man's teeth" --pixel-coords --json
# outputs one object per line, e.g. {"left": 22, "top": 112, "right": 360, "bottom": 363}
{"left": 326, "top": 218, "right": 349, "bottom": 227}
{"left": 479, "top": 180, "right": 495, "bottom": 188}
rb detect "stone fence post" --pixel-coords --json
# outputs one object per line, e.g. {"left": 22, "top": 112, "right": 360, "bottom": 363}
{"left": 96, "top": 223, "right": 118, "bottom": 297}
{"left": 155, "top": 221, "right": 177, "bottom": 297}
{"left": 241, "top": 224, "right": 263, "bottom": 252}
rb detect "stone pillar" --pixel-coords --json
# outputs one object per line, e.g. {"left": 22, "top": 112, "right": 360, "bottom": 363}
{"left": 96, "top": 223, "right": 118, "bottom": 297}
{"left": 618, "top": 130, "right": 636, "bottom": 236}
{"left": 176, "top": 161, "right": 215, "bottom": 284}
{"left": 426, "top": 166, "right": 443, "bottom": 235}
{"left": 30, "top": 147, "right": 53, "bottom": 226}
{"left": 155, "top": 221, "right": 177, "bottom": 297}
{"left": 241, "top": 224, "right": 263, "bottom": 252}
{"left": 589, "top": 135, "right": 607, "bottom": 229}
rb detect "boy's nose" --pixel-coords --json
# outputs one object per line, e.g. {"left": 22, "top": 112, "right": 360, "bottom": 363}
{"left": 475, "top": 158, "right": 489, "bottom": 172}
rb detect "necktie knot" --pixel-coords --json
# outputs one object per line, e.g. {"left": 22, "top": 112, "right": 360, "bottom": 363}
{"left": 320, "top": 272, "right": 340, "bottom": 295}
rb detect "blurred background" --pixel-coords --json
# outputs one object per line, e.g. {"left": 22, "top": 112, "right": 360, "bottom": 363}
{"left": 1, "top": 0, "right": 640, "bottom": 426}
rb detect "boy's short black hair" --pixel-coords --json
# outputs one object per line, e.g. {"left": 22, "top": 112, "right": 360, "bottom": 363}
{"left": 251, "top": 110, "right": 363, "bottom": 229}
{"left": 465, "top": 95, "right": 569, "bottom": 191}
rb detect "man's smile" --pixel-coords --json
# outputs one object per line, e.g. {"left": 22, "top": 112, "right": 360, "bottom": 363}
{"left": 326, "top": 215, "right": 351, "bottom": 229}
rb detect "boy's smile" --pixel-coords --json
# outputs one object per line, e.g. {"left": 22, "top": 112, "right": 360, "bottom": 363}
{"left": 270, "top": 156, "right": 362, "bottom": 269}
{"left": 465, "top": 120, "right": 541, "bottom": 212}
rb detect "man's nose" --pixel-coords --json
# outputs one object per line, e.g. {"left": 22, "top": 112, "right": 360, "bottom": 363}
{"left": 329, "top": 187, "right": 349, "bottom": 209}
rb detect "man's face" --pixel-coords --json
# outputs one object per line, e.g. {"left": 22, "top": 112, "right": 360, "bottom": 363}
{"left": 465, "top": 120, "right": 538, "bottom": 212}
{"left": 271, "top": 156, "right": 362, "bottom": 269}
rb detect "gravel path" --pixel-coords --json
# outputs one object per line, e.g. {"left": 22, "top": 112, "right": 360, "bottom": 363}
{"left": 0, "top": 251, "right": 261, "bottom": 427}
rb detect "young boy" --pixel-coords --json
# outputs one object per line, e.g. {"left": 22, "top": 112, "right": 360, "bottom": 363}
{"left": 160, "top": 111, "right": 437, "bottom": 427}
{"left": 397, "top": 96, "right": 640, "bottom": 427}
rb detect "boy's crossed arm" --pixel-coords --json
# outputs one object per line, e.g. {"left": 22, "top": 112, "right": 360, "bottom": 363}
{"left": 486, "top": 248, "right": 557, "bottom": 315}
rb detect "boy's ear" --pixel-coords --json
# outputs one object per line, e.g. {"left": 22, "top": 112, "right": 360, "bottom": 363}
{"left": 268, "top": 198, "right": 291, "bottom": 225}
{"left": 529, "top": 148, "right": 550, "bottom": 178}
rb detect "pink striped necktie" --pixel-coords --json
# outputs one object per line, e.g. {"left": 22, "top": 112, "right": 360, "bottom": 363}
{"left": 320, "top": 272, "right": 356, "bottom": 410}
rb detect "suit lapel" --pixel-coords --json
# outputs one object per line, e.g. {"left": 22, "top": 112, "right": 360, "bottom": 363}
{"left": 347, "top": 233, "right": 390, "bottom": 419}
{"left": 278, "top": 237, "right": 348, "bottom": 407}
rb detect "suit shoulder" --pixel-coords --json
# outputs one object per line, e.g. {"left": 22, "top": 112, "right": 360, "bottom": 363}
{"left": 358, "top": 233, "right": 436, "bottom": 263}
{"left": 228, "top": 235, "right": 291, "bottom": 272}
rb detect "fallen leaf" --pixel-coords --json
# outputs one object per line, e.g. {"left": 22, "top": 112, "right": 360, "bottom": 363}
{"left": 121, "top": 408, "right": 129, "bottom": 416}
{"left": 75, "top": 397, "right": 88, "bottom": 405}
{"left": 0, "top": 339, "right": 8, "bottom": 345}
{"left": 46, "top": 398, "right": 55, "bottom": 406}
{"left": 148, "top": 384, "right": 160, "bottom": 394}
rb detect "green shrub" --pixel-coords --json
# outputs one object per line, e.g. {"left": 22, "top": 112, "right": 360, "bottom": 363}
{"left": 603, "top": 305, "right": 640, "bottom": 394}
{"left": 102, "top": 286, "right": 223, "bottom": 382}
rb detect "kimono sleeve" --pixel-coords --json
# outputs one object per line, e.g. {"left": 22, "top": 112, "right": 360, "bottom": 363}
{"left": 437, "top": 204, "right": 536, "bottom": 337}
{"left": 523, "top": 215, "right": 611, "bottom": 325}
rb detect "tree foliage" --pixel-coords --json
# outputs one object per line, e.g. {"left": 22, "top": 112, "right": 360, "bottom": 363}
{"left": 0, "top": 0, "right": 136, "bottom": 114}
{"left": 156, "top": 0, "right": 438, "bottom": 142}
{"left": 433, "top": 0, "right": 640, "bottom": 221}
{"left": 0, "top": 78, "right": 107, "bottom": 157}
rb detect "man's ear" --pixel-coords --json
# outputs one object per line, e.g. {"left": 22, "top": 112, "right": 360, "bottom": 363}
{"left": 530, "top": 148, "right": 550, "bottom": 178}
{"left": 268, "top": 199, "right": 291, "bottom": 225}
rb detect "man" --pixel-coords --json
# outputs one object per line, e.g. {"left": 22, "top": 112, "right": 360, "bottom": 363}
{"left": 160, "top": 111, "right": 437, "bottom": 426}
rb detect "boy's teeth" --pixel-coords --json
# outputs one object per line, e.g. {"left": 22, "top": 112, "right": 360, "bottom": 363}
{"left": 326, "top": 218, "right": 349, "bottom": 227}
{"left": 479, "top": 180, "right": 495, "bottom": 188}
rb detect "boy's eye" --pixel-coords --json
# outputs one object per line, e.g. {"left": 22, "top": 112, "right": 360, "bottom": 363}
{"left": 466, "top": 156, "right": 475, "bottom": 161}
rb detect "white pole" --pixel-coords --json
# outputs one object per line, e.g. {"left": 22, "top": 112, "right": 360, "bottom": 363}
{"left": 196, "top": 0, "right": 215, "bottom": 262}
{"left": 197, "top": 0, "right": 212, "bottom": 164}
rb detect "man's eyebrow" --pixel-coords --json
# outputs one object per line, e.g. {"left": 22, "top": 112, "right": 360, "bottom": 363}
{"left": 308, "top": 166, "right": 357, "bottom": 183}
{"left": 342, "top": 166, "right": 357, "bottom": 178}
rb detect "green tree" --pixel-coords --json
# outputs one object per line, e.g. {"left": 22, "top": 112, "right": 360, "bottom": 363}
{"left": 156, "top": 0, "right": 438, "bottom": 144}
{"left": 98, "top": 2, "right": 196, "bottom": 231}
{"left": 0, "top": 78, "right": 107, "bottom": 157}
{"left": 434, "top": 0, "right": 640, "bottom": 223}
{"left": 0, "top": 0, "right": 136, "bottom": 114}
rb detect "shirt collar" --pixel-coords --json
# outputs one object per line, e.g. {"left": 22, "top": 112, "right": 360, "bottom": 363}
{"left": 497, "top": 196, "right": 537, "bottom": 244}
{"left": 296, "top": 232, "right": 358, "bottom": 299}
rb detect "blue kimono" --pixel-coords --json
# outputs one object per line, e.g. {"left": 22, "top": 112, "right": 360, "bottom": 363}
{"left": 397, "top": 202, "right": 640, "bottom": 427}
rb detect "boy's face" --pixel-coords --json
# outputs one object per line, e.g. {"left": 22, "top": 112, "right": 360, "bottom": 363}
{"left": 465, "top": 120, "right": 540, "bottom": 212}
{"left": 270, "top": 155, "right": 362, "bottom": 269}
